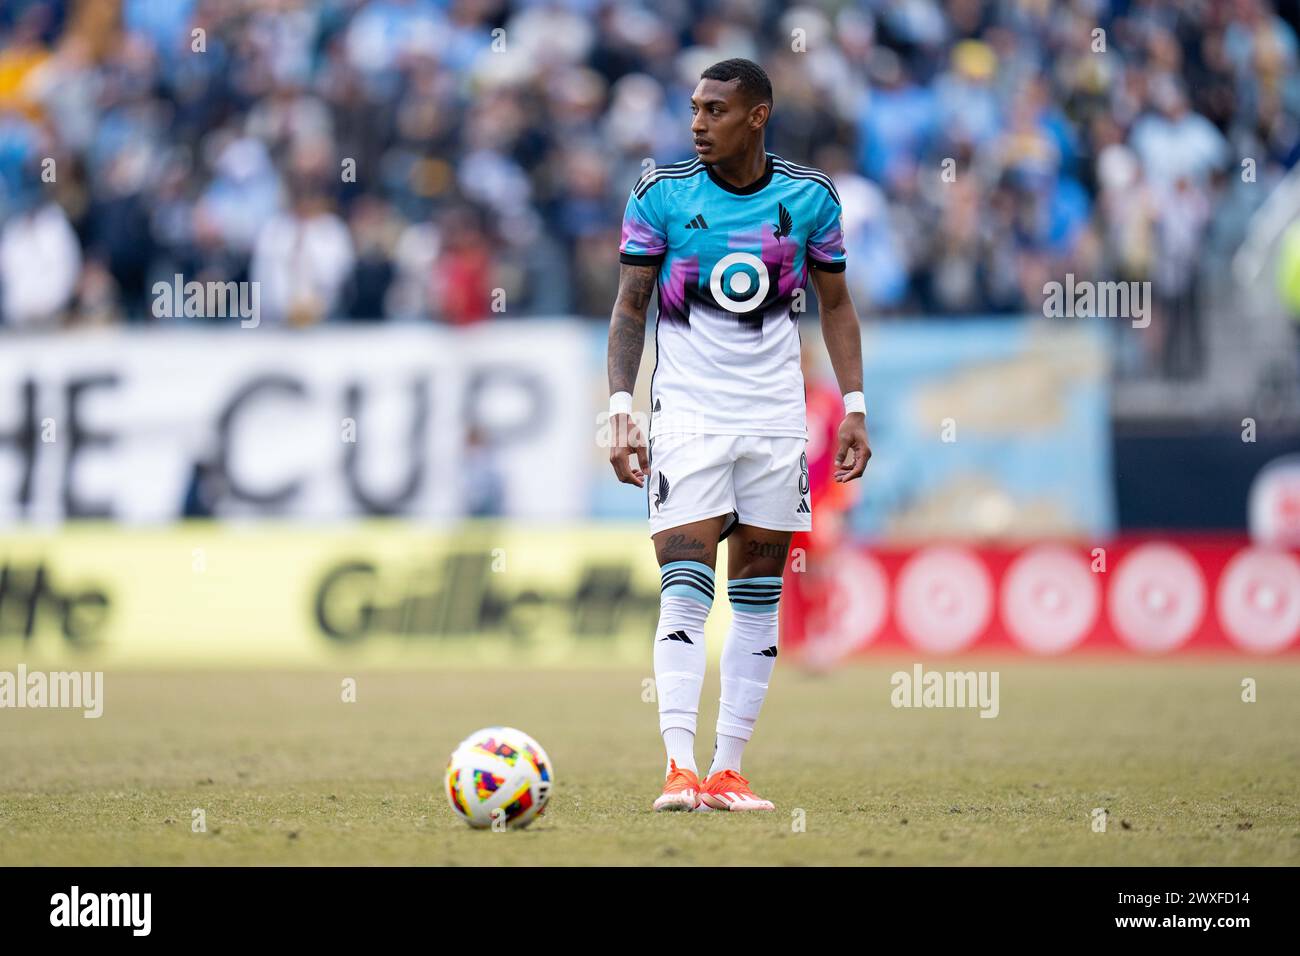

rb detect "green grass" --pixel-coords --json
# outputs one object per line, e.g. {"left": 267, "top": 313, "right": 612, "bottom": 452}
{"left": 1, "top": 662, "right": 1298, "bottom": 865}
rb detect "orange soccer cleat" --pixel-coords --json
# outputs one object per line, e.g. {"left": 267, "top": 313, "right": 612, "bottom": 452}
{"left": 698, "top": 769, "right": 775, "bottom": 812}
{"left": 652, "top": 759, "right": 701, "bottom": 812}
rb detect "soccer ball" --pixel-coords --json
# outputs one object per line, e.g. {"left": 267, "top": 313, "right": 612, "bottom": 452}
{"left": 445, "top": 727, "right": 554, "bottom": 829}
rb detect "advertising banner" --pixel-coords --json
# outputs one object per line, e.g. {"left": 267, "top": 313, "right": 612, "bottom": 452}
{"left": 785, "top": 537, "right": 1300, "bottom": 659}
{"left": 849, "top": 320, "right": 1114, "bottom": 539}
{"left": 0, "top": 524, "right": 670, "bottom": 667}
{"left": 0, "top": 324, "right": 591, "bottom": 524}
{"left": 2, "top": 527, "right": 1294, "bottom": 667}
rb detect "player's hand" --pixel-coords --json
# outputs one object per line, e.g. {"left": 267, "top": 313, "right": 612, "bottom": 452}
{"left": 609, "top": 412, "right": 649, "bottom": 487}
{"left": 834, "top": 413, "right": 871, "bottom": 483}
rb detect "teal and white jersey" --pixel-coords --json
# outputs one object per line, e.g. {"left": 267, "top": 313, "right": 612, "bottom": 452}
{"left": 619, "top": 152, "right": 846, "bottom": 438}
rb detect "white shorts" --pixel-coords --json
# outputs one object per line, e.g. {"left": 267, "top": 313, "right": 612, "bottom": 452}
{"left": 646, "top": 433, "right": 811, "bottom": 537}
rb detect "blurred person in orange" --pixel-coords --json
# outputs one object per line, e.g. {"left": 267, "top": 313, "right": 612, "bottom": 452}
{"left": 780, "top": 344, "right": 862, "bottom": 672}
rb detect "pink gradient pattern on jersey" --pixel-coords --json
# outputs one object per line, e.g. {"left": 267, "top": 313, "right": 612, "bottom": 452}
{"left": 807, "top": 217, "right": 845, "bottom": 266}
{"left": 659, "top": 254, "right": 699, "bottom": 324}
{"left": 619, "top": 209, "right": 666, "bottom": 256}
{"left": 763, "top": 227, "right": 808, "bottom": 300}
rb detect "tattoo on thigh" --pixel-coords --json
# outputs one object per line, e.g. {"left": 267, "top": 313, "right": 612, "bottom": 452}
{"left": 660, "top": 534, "right": 707, "bottom": 562}
{"left": 745, "top": 540, "right": 789, "bottom": 561}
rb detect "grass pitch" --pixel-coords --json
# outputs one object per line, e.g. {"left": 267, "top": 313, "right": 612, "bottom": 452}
{"left": 1, "top": 661, "right": 1298, "bottom": 865}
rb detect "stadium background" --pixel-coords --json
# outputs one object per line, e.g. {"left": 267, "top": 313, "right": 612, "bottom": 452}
{"left": 1, "top": 0, "right": 1299, "bottom": 666}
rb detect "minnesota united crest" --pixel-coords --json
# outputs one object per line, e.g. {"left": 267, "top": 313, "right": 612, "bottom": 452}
{"left": 653, "top": 471, "right": 670, "bottom": 512}
{"left": 772, "top": 202, "right": 793, "bottom": 242}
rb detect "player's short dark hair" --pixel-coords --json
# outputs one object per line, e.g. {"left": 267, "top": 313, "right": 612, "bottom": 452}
{"left": 700, "top": 58, "right": 773, "bottom": 110}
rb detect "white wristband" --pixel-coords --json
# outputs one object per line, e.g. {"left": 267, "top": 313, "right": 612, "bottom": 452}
{"left": 609, "top": 391, "right": 633, "bottom": 415}
{"left": 843, "top": 391, "right": 866, "bottom": 415}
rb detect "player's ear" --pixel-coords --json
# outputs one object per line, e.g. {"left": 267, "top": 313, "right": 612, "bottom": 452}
{"left": 750, "top": 101, "right": 770, "bottom": 131}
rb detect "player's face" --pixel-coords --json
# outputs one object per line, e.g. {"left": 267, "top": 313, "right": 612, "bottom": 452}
{"left": 689, "top": 78, "right": 764, "bottom": 164}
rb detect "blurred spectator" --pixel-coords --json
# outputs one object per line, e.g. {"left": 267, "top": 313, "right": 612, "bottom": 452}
{"left": 431, "top": 204, "right": 493, "bottom": 325}
{"left": 85, "top": 144, "right": 155, "bottom": 317}
{"left": 345, "top": 193, "right": 399, "bottom": 321}
{"left": 1130, "top": 75, "right": 1230, "bottom": 188}
{"left": 251, "top": 178, "right": 354, "bottom": 326}
{"left": 819, "top": 144, "right": 908, "bottom": 311}
{"left": 1, "top": 186, "right": 80, "bottom": 327}
{"left": 1153, "top": 174, "right": 1212, "bottom": 379}
{"left": 462, "top": 425, "right": 505, "bottom": 518}
{"left": 857, "top": 48, "right": 936, "bottom": 192}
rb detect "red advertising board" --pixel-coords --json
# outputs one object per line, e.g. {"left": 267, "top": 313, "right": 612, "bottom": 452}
{"left": 783, "top": 537, "right": 1300, "bottom": 658}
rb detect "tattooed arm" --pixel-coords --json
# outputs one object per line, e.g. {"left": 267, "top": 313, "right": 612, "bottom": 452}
{"left": 606, "top": 263, "right": 656, "bottom": 487}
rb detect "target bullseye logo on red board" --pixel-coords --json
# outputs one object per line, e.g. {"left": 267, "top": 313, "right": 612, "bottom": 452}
{"left": 1107, "top": 543, "right": 1206, "bottom": 653}
{"left": 1216, "top": 548, "right": 1300, "bottom": 653}
{"left": 896, "top": 545, "right": 993, "bottom": 653}
{"left": 810, "top": 549, "right": 889, "bottom": 658}
{"left": 1001, "top": 545, "right": 1100, "bottom": 654}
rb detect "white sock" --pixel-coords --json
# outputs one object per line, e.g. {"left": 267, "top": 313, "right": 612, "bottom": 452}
{"left": 654, "top": 561, "right": 714, "bottom": 775}
{"left": 708, "top": 734, "right": 747, "bottom": 774}
{"left": 711, "top": 576, "right": 782, "bottom": 775}
{"left": 663, "top": 728, "right": 696, "bottom": 776}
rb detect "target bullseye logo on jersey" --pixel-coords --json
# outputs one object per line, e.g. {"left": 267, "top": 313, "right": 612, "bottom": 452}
{"left": 710, "top": 252, "right": 770, "bottom": 313}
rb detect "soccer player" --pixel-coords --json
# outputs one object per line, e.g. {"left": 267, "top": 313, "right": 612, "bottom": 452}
{"left": 606, "top": 58, "right": 871, "bottom": 812}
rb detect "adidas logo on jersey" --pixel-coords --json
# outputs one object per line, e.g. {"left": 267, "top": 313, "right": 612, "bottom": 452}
{"left": 797, "top": 498, "right": 810, "bottom": 514}
{"left": 684, "top": 214, "right": 709, "bottom": 229}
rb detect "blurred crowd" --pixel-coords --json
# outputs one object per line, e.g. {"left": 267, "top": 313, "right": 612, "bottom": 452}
{"left": 0, "top": 0, "right": 1298, "bottom": 374}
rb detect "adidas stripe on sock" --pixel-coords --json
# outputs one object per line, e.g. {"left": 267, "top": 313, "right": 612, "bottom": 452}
{"left": 726, "top": 576, "right": 782, "bottom": 615}
{"left": 660, "top": 560, "right": 716, "bottom": 606}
